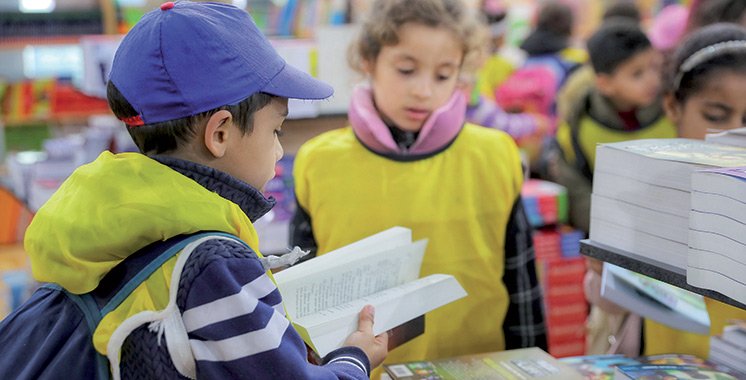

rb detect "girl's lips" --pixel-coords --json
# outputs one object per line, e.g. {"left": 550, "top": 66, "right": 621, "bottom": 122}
{"left": 405, "top": 108, "right": 429, "bottom": 120}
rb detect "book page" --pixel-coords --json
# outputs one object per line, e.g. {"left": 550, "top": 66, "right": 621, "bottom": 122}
{"left": 275, "top": 226, "right": 412, "bottom": 283}
{"left": 294, "top": 274, "right": 467, "bottom": 357}
{"left": 277, "top": 239, "right": 427, "bottom": 318}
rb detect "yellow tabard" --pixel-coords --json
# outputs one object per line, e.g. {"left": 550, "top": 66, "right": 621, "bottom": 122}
{"left": 644, "top": 299, "right": 746, "bottom": 358}
{"left": 294, "top": 124, "right": 523, "bottom": 376}
{"left": 556, "top": 115, "right": 676, "bottom": 169}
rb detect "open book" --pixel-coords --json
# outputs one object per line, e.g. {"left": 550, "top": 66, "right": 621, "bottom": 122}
{"left": 273, "top": 226, "right": 467, "bottom": 357}
{"left": 600, "top": 264, "right": 710, "bottom": 334}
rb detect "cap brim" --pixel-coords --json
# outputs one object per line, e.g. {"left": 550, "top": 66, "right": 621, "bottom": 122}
{"left": 262, "top": 63, "right": 334, "bottom": 100}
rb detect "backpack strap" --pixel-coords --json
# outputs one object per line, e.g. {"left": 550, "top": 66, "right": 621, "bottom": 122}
{"left": 105, "top": 232, "right": 248, "bottom": 380}
{"left": 51, "top": 231, "right": 242, "bottom": 380}
{"left": 91, "top": 231, "right": 239, "bottom": 314}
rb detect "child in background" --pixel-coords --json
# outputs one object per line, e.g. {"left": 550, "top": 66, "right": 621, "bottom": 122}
{"left": 290, "top": 0, "right": 547, "bottom": 377}
{"left": 547, "top": 21, "right": 676, "bottom": 356}
{"left": 0, "top": 2, "right": 387, "bottom": 378}
{"left": 645, "top": 22, "right": 746, "bottom": 358}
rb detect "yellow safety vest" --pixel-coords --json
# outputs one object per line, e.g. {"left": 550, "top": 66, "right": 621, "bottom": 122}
{"left": 644, "top": 299, "right": 746, "bottom": 358}
{"left": 556, "top": 115, "right": 676, "bottom": 174}
{"left": 294, "top": 124, "right": 523, "bottom": 376}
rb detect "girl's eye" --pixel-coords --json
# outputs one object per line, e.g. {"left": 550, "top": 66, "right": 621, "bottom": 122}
{"left": 703, "top": 114, "right": 727, "bottom": 124}
{"left": 274, "top": 129, "right": 284, "bottom": 137}
{"left": 398, "top": 68, "right": 414, "bottom": 75}
{"left": 436, "top": 74, "right": 451, "bottom": 81}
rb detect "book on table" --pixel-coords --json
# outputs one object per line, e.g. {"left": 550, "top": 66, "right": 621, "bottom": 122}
{"left": 559, "top": 354, "right": 641, "bottom": 380}
{"left": 688, "top": 166, "right": 746, "bottom": 306}
{"left": 273, "top": 226, "right": 467, "bottom": 358}
{"left": 600, "top": 263, "right": 710, "bottom": 334}
{"left": 614, "top": 363, "right": 739, "bottom": 380}
{"left": 590, "top": 138, "right": 746, "bottom": 271}
{"left": 383, "top": 347, "right": 584, "bottom": 380}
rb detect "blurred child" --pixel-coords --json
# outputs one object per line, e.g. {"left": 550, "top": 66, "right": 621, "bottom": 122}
{"left": 0, "top": 2, "right": 387, "bottom": 379}
{"left": 547, "top": 21, "right": 676, "bottom": 356}
{"left": 645, "top": 23, "right": 746, "bottom": 357}
{"left": 291, "top": 0, "right": 547, "bottom": 377}
{"left": 685, "top": 0, "right": 746, "bottom": 35}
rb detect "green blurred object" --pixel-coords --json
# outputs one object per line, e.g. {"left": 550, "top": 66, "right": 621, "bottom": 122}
{"left": 3, "top": 124, "right": 51, "bottom": 155}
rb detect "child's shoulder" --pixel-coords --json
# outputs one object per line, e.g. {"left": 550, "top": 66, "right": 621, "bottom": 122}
{"left": 462, "top": 122, "right": 519, "bottom": 146}
{"left": 297, "top": 127, "right": 356, "bottom": 154}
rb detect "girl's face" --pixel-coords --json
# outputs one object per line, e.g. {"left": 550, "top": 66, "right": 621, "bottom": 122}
{"left": 666, "top": 70, "right": 746, "bottom": 139}
{"left": 365, "top": 22, "right": 463, "bottom": 131}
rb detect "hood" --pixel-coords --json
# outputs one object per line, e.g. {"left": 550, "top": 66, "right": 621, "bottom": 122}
{"left": 25, "top": 151, "right": 259, "bottom": 294}
{"left": 348, "top": 84, "right": 466, "bottom": 155}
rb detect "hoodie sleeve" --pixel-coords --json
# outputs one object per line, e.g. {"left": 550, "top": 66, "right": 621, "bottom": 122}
{"left": 178, "top": 239, "right": 369, "bottom": 379}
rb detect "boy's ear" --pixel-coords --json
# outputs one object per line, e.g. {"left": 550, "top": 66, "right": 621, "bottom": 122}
{"left": 595, "top": 73, "right": 615, "bottom": 97}
{"left": 663, "top": 93, "right": 682, "bottom": 125}
{"left": 203, "top": 110, "right": 234, "bottom": 158}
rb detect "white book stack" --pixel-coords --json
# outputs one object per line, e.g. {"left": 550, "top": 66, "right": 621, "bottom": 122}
{"left": 709, "top": 323, "right": 746, "bottom": 375}
{"left": 590, "top": 138, "right": 746, "bottom": 271}
{"left": 688, "top": 167, "right": 746, "bottom": 305}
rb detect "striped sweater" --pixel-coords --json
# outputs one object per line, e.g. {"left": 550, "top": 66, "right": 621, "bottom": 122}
{"left": 118, "top": 157, "right": 371, "bottom": 379}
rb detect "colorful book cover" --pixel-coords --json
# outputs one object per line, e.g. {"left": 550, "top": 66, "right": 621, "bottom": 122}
{"left": 384, "top": 347, "right": 583, "bottom": 380}
{"left": 560, "top": 354, "right": 641, "bottom": 380}
{"left": 615, "top": 364, "right": 738, "bottom": 380}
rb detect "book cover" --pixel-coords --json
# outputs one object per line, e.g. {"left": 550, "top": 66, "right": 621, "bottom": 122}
{"left": 383, "top": 347, "right": 584, "bottom": 380}
{"left": 600, "top": 264, "right": 710, "bottom": 334}
{"left": 559, "top": 354, "right": 641, "bottom": 380}
{"left": 614, "top": 364, "right": 738, "bottom": 380}
{"left": 274, "top": 227, "right": 467, "bottom": 357}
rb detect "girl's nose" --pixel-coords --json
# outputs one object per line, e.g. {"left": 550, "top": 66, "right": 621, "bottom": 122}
{"left": 412, "top": 77, "right": 433, "bottom": 98}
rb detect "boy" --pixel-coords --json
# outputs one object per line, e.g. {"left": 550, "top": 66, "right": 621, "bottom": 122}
{"left": 19, "top": 1, "right": 386, "bottom": 378}
{"left": 551, "top": 20, "right": 676, "bottom": 234}
{"left": 548, "top": 21, "right": 676, "bottom": 356}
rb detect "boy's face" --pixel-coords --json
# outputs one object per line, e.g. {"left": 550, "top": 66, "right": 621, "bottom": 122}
{"left": 225, "top": 97, "right": 287, "bottom": 191}
{"left": 365, "top": 22, "right": 463, "bottom": 132}
{"left": 666, "top": 70, "right": 746, "bottom": 139}
{"left": 597, "top": 48, "right": 662, "bottom": 111}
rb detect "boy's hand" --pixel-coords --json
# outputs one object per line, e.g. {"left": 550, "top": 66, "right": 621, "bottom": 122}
{"left": 343, "top": 305, "right": 389, "bottom": 369}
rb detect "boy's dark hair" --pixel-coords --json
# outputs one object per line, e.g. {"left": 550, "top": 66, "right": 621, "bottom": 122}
{"left": 587, "top": 21, "right": 651, "bottom": 75}
{"left": 536, "top": 2, "right": 573, "bottom": 37}
{"left": 107, "top": 81, "right": 273, "bottom": 155}
{"left": 602, "top": 1, "right": 641, "bottom": 24}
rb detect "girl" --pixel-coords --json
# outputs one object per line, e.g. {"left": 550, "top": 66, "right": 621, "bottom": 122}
{"left": 649, "top": 22, "right": 746, "bottom": 358}
{"left": 290, "top": 0, "right": 546, "bottom": 376}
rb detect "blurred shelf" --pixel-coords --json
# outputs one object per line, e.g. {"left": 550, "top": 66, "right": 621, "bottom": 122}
{"left": 580, "top": 239, "right": 746, "bottom": 310}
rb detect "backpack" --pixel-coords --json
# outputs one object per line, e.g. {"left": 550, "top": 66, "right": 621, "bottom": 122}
{"left": 0, "top": 231, "right": 241, "bottom": 379}
{"left": 494, "top": 55, "right": 579, "bottom": 117}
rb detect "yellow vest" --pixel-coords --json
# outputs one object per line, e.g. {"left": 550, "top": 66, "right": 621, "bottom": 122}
{"left": 556, "top": 115, "right": 676, "bottom": 172}
{"left": 644, "top": 299, "right": 746, "bottom": 358}
{"left": 294, "top": 124, "right": 523, "bottom": 376}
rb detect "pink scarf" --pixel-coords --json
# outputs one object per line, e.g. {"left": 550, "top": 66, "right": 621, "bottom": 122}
{"left": 348, "top": 85, "right": 466, "bottom": 155}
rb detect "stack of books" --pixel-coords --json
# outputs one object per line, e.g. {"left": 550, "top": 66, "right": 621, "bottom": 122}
{"left": 590, "top": 138, "right": 746, "bottom": 271}
{"left": 522, "top": 179, "right": 568, "bottom": 227}
{"left": 522, "top": 180, "right": 586, "bottom": 357}
{"left": 709, "top": 322, "right": 746, "bottom": 375}
{"left": 688, "top": 167, "right": 746, "bottom": 306}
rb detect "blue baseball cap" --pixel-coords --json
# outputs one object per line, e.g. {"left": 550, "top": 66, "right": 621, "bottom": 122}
{"left": 109, "top": 1, "right": 333, "bottom": 126}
